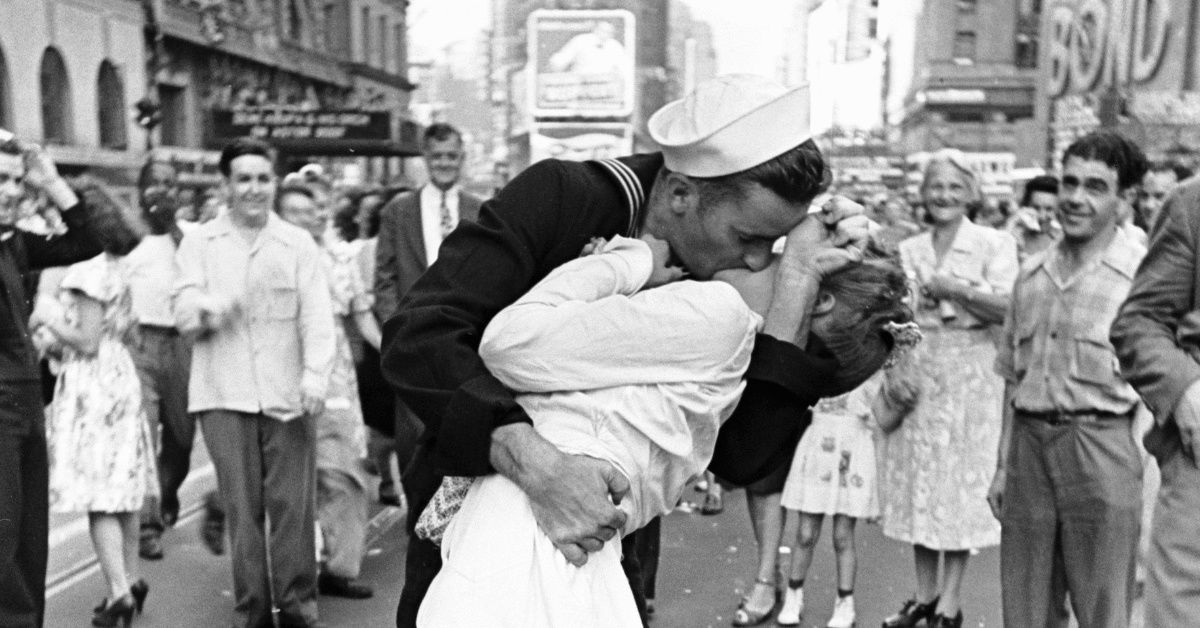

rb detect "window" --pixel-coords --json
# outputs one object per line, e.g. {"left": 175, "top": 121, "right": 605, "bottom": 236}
{"left": 1015, "top": 33, "right": 1038, "bottom": 68}
{"left": 0, "top": 47, "right": 10, "bottom": 131}
{"left": 97, "top": 60, "right": 127, "bottom": 149}
{"left": 158, "top": 84, "right": 186, "bottom": 147}
{"left": 361, "top": 7, "right": 371, "bottom": 63}
{"left": 394, "top": 24, "right": 405, "bottom": 72}
{"left": 957, "top": 0, "right": 977, "bottom": 14}
{"left": 287, "top": 0, "right": 304, "bottom": 41}
{"left": 953, "top": 31, "right": 977, "bottom": 64}
{"left": 323, "top": 2, "right": 336, "bottom": 50}
{"left": 378, "top": 16, "right": 388, "bottom": 67}
{"left": 39, "top": 47, "right": 73, "bottom": 144}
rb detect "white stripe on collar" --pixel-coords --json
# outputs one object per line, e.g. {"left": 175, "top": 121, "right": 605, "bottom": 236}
{"left": 595, "top": 158, "right": 645, "bottom": 237}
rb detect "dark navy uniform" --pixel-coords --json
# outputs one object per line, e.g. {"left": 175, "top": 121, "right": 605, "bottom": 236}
{"left": 383, "top": 154, "right": 840, "bottom": 627}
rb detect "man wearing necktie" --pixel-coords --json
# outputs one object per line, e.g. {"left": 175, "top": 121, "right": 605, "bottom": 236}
{"left": 373, "top": 123, "right": 482, "bottom": 503}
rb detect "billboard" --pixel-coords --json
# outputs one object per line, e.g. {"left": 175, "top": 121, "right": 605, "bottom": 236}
{"left": 528, "top": 10, "right": 636, "bottom": 118}
{"left": 530, "top": 123, "right": 633, "bottom": 163}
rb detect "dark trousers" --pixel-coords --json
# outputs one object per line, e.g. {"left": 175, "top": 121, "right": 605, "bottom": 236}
{"left": 633, "top": 515, "right": 661, "bottom": 601}
{"left": 132, "top": 327, "right": 193, "bottom": 530}
{"left": 394, "top": 444, "right": 650, "bottom": 628}
{"left": 201, "top": 410, "right": 318, "bottom": 628}
{"left": 0, "top": 384, "right": 49, "bottom": 628}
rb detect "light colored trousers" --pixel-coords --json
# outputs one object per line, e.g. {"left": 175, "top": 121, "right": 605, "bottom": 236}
{"left": 1000, "top": 415, "right": 1142, "bottom": 628}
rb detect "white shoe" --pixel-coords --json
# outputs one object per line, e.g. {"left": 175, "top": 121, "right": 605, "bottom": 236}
{"left": 827, "top": 595, "right": 856, "bottom": 628}
{"left": 776, "top": 587, "right": 803, "bottom": 626}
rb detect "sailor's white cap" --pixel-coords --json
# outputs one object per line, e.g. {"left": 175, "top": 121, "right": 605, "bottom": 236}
{"left": 648, "top": 74, "right": 812, "bottom": 178}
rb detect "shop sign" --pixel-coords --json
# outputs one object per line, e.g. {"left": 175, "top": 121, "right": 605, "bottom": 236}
{"left": 528, "top": 10, "right": 635, "bottom": 118}
{"left": 530, "top": 123, "right": 632, "bottom": 162}
{"left": 211, "top": 109, "right": 392, "bottom": 142}
{"left": 1047, "top": 0, "right": 1174, "bottom": 97}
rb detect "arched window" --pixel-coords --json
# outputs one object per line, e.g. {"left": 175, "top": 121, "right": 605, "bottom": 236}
{"left": 0, "top": 47, "right": 11, "bottom": 131}
{"left": 97, "top": 60, "right": 127, "bottom": 149}
{"left": 39, "top": 47, "right": 73, "bottom": 144}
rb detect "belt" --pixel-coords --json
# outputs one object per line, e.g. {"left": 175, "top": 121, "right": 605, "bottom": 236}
{"left": 138, "top": 323, "right": 179, "bottom": 336}
{"left": 1015, "top": 408, "right": 1133, "bottom": 425}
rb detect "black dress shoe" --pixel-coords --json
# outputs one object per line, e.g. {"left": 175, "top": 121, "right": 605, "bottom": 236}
{"left": 200, "top": 496, "right": 225, "bottom": 556}
{"left": 379, "top": 490, "right": 403, "bottom": 508}
{"left": 91, "top": 595, "right": 135, "bottom": 628}
{"left": 882, "top": 596, "right": 939, "bottom": 628}
{"left": 931, "top": 611, "right": 963, "bottom": 628}
{"left": 318, "top": 573, "right": 374, "bottom": 599}
{"left": 138, "top": 531, "right": 164, "bottom": 560}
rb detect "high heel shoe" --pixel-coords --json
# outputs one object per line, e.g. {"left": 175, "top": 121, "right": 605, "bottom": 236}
{"left": 91, "top": 594, "right": 135, "bottom": 628}
{"left": 731, "top": 577, "right": 780, "bottom": 626}
{"left": 881, "top": 596, "right": 938, "bottom": 628}
{"left": 130, "top": 579, "right": 149, "bottom": 614}
{"left": 931, "top": 611, "right": 963, "bottom": 628}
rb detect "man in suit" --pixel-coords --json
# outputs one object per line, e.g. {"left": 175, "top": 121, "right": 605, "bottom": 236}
{"left": 1112, "top": 173, "right": 1200, "bottom": 626}
{"left": 373, "top": 122, "right": 482, "bottom": 486}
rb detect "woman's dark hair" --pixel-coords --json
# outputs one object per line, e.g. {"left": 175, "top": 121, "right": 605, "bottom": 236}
{"left": 358, "top": 191, "right": 385, "bottom": 238}
{"left": 332, "top": 197, "right": 359, "bottom": 241}
{"left": 73, "top": 177, "right": 144, "bottom": 256}
{"left": 218, "top": 137, "right": 273, "bottom": 177}
{"left": 1062, "top": 131, "right": 1149, "bottom": 191}
{"left": 817, "top": 247, "right": 913, "bottom": 393}
{"left": 692, "top": 139, "right": 832, "bottom": 208}
{"left": 1021, "top": 175, "right": 1059, "bottom": 207}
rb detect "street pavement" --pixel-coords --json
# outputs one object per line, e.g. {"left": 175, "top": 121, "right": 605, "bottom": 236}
{"left": 45, "top": 457, "right": 1146, "bottom": 627}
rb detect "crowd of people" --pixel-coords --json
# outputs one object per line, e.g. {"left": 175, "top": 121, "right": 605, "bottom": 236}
{"left": 1, "top": 72, "right": 1199, "bottom": 628}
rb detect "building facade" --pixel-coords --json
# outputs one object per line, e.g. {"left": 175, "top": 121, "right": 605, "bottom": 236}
{"left": 880, "top": 0, "right": 1043, "bottom": 168}
{"left": 0, "top": 0, "right": 147, "bottom": 181}
{"left": 1038, "top": 0, "right": 1200, "bottom": 166}
{"left": 0, "top": 0, "right": 417, "bottom": 190}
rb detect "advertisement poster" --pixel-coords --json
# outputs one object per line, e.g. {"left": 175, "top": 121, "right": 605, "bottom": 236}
{"left": 530, "top": 123, "right": 633, "bottom": 163}
{"left": 528, "top": 10, "right": 636, "bottom": 118}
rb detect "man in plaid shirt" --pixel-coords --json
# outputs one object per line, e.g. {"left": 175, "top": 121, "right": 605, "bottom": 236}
{"left": 990, "top": 131, "right": 1149, "bottom": 628}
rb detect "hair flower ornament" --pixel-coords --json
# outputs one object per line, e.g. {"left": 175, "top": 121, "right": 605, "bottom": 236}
{"left": 882, "top": 320, "right": 923, "bottom": 369}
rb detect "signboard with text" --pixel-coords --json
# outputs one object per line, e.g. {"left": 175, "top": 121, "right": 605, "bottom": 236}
{"left": 530, "top": 123, "right": 633, "bottom": 163}
{"left": 528, "top": 10, "right": 635, "bottom": 118}
{"left": 211, "top": 109, "right": 392, "bottom": 142}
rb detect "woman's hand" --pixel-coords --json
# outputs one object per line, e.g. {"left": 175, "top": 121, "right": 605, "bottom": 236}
{"left": 987, "top": 467, "right": 1007, "bottom": 520}
{"left": 639, "top": 234, "right": 687, "bottom": 288}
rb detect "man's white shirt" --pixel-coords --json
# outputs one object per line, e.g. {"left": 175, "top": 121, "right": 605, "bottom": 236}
{"left": 420, "top": 183, "right": 461, "bottom": 267}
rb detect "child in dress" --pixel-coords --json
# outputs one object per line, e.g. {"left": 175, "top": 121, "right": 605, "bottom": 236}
{"left": 776, "top": 366, "right": 919, "bottom": 627}
{"left": 415, "top": 235, "right": 918, "bottom": 628}
{"left": 34, "top": 206, "right": 156, "bottom": 627}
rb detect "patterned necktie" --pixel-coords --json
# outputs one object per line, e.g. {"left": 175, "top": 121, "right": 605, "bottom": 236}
{"left": 439, "top": 190, "right": 454, "bottom": 239}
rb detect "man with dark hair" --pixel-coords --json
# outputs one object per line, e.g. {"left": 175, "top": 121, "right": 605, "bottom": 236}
{"left": 0, "top": 138, "right": 101, "bottom": 628}
{"left": 1136, "top": 162, "right": 1191, "bottom": 233}
{"left": 1009, "top": 174, "right": 1061, "bottom": 261}
{"left": 126, "top": 158, "right": 195, "bottom": 561}
{"left": 1113, "top": 165, "right": 1200, "bottom": 625}
{"left": 175, "top": 137, "right": 335, "bottom": 628}
{"left": 372, "top": 122, "right": 482, "bottom": 502}
{"left": 992, "top": 131, "right": 1149, "bottom": 626}
{"left": 383, "top": 74, "right": 870, "bottom": 628}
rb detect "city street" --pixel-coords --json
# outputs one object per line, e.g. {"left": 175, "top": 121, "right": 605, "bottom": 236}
{"left": 45, "top": 448, "right": 1014, "bottom": 628}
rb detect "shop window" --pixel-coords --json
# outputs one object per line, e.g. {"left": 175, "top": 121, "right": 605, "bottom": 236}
{"left": 953, "top": 31, "right": 977, "bottom": 64}
{"left": 39, "top": 47, "right": 73, "bottom": 144}
{"left": 97, "top": 60, "right": 127, "bottom": 150}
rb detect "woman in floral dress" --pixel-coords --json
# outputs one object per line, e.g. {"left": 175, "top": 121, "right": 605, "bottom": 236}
{"left": 880, "top": 150, "right": 1019, "bottom": 628}
{"left": 277, "top": 182, "right": 382, "bottom": 598}
{"left": 38, "top": 235, "right": 156, "bottom": 626}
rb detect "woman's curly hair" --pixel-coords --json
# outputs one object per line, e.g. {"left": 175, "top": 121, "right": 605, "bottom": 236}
{"left": 818, "top": 241, "right": 913, "bottom": 394}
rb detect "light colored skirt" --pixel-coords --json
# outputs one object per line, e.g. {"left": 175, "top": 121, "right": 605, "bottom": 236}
{"left": 417, "top": 474, "right": 641, "bottom": 628}
{"left": 781, "top": 412, "right": 879, "bottom": 518}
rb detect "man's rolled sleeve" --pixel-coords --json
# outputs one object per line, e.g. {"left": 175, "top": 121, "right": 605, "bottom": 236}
{"left": 1112, "top": 180, "right": 1200, "bottom": 424}
{"left": 994, "top": 291, "right": 1019, "bottom": 384}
